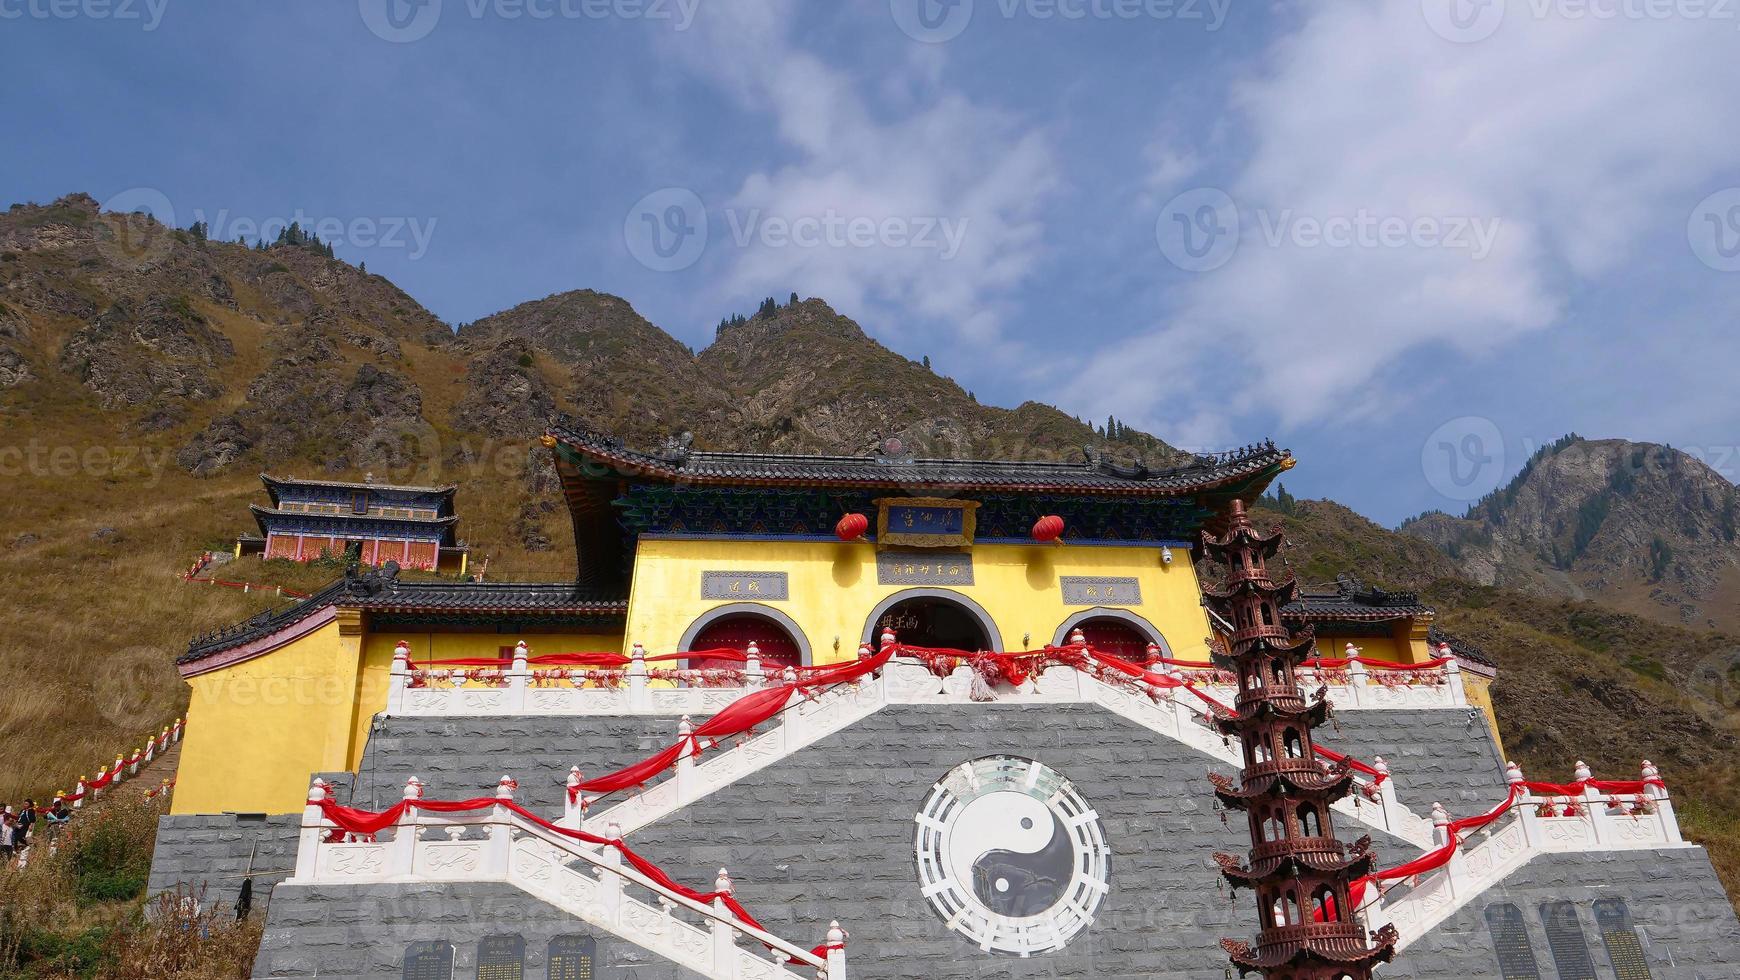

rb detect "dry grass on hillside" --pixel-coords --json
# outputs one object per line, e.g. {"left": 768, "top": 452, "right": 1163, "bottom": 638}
{"left": 0, "top": 402, "right": 570, "bottom": 802}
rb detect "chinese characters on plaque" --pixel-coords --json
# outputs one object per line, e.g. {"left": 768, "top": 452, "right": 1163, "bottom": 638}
{"left": 874, "top": 497, "right": 979, "bottom": 548}
{"left": 475, "top": 935, "right": 525, "bottom": 980}
{"left": 401, "top": 941, "right": 454, "bottom": 980}
{"left": 876, "top": 552, "right": 974, "bottom": 586}
{"left": 547, "top": 935, "right": 599, "bottom": 980}
{"left": 1059, "top": 576, "right": 1143, "bottom": 606}
{"left": 700, "top": 571, "right": 790, "bottom": 601}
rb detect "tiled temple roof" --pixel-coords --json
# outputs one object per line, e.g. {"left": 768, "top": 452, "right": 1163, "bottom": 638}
{"left": 546, "top": 418, "right": 1293, "bottom": 496}
{"left": 1281, "top": 576, "right": 1436, "bottom": 621}
{"left": 248, "top": 505, "right": 459, "bottom": 530}
{"left": 260, "top": 472, "right": 458, "bottom": 501}
{"left": 181, "top": 564, "right": 626, "bottom": 665}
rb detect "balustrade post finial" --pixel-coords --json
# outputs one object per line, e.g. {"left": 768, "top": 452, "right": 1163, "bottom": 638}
{"left": 782, "top": 664, "right": 798, "bottom": 684}
{"left": 564, "top": 766, "right": 585, "bottom": 823}
{"left": 1069, "top": 627, "right": 1087, "bottom": 648}
{"left": 715, "top": 868, "right": 733, "bottom": 895}
{"left": 496, "top": 775, "right": 518, "bottom": 800}
{"left": 629, "top": 642, "right": 649, "bottom": 710}
{"left": 404, "top": 776, "right": 424, "bottom": 800}
{"left": 1373, "top": 756, "right": 1390, "bottom": 778}
{"left": 1573, "top": 760, "right": 1592, "bottom": 783}
{"left": 607, "top": 821, "right": 621, "bottom": 840}
{"left": 880, "top": 627, "right": 896, "bottom": 651}
{"left": 745, "top": 641, "right": 763, "bottom": 690}
{"left": 1145, "top": 642, "right": 1161, "bottom": 663}
{"left": 1505, "top": 761, "right": 1525, "bottom": 786}
{"left": 309, "top": 777, "right": 329, "bottom": 803}
{"left": 825, "top": 920, "right": 849, "bottom": 979}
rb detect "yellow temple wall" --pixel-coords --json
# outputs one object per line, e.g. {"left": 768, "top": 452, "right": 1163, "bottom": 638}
{"left": 173, "top": 619, "right": 363, "bottom": 815}
{"left": 623, "top": 538, "right": 1211, "bottom": 665}
{"left": 175, "top": 626, "right": 625, "bottom": 816}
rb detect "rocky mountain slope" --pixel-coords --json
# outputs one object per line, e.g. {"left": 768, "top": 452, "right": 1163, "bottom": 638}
{"left": 3, "top": 192, "right": 1739, "bottom": 904}
{"left": 1401, "top": 436, "right": 1740, "bottom": 631}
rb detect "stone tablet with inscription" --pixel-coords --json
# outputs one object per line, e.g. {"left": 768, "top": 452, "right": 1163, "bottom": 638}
{"left": 876, "top": 552, "right": 973, "bottom": 586}
{"left": 1484, "top": 903, "right": 1541, "bottom": 979}
{"left": 401, "top": 941, "right": 454, "bottom": 980}
{"left": 701, "top": 571, "right": 789, "bottom": 600}
{"left": 547, "top": 935, "right": 598, "bottom": 980}
{"left": 475, "top": 934, "right": 525, "bottom": 980}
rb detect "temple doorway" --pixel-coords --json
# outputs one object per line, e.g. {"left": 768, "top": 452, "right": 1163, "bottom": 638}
{"left": 686, "top": 613, "right": 804, "bottom": 672}
{"left": 873, "top": 594, "right": 994, "bottom": 652}
{"left": 1069, "top": 615, "right": 1158, "bottom": 661}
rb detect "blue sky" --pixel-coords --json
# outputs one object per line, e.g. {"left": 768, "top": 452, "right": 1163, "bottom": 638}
{"left": 4, "top": 0, "right": 1738, "bottom": 525}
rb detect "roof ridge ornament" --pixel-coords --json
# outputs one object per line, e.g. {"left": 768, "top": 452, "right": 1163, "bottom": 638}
{"left": 657, "top": 430, "right": 694, "bottom": 464}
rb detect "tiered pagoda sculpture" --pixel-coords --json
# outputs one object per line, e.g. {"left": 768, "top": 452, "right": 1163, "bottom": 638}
{"left": 1204, "top": 499, "right": 1399, "bottom": 978}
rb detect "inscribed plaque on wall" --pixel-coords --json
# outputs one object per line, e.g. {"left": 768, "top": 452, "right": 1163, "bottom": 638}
{"left": 700, "top": 571, "right": 790, "bottom": 600}
{"left": 876, "top": 552, "right": 974, "bottom": 586}
{"left": 548, "top": 936, "right": 598, "bottom": 980}
{"left": 1059, "top": 576, "right": 1143, "bottom": 606}
{"left": 1539, "top": 902, "right": 1598, "bottom": 980}
{"left": 401, "top": 941, "right": 454, "bottom": 980}
{"left": 1592, "top": 899, "right": 1653, "bottom": 980}
{"left": 475, "top": 935, "right": 525, "bottom": 980}
{"left": 875, "top": 497, "right": 979, "bottom": 548}
{"left": 1483, "top": 904, "right": 1542, "bottom": 979}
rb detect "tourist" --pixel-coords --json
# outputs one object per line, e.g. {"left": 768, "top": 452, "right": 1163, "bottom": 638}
{"left": 14, "top": 799, "right": 34, "bottom": 850}
{"left": 0, "top": 808, "right": 14, "bottom": 863}
{"left": 44, "top": 797, "right": 71, "bottom": 827}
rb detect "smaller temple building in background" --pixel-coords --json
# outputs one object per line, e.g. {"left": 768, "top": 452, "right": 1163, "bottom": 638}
{"left": 236, "top": 473, "right": 468, "bottom": 574}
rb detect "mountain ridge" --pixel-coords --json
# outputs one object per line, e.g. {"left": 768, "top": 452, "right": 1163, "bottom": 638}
{"left": 4, "top": 192, "right": 1739, "bottom": 907}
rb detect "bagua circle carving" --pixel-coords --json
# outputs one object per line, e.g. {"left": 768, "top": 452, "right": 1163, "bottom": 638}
{"left": 914, "top": 756, "right": 1111, "bottom": 956}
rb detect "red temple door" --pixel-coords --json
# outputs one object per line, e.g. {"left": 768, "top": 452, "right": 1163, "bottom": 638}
{"left": 1074, "top": 617, "right": 1157, "bottom": 661}
{"left": 688, "top": 614, "right": 803, "bottom": 672}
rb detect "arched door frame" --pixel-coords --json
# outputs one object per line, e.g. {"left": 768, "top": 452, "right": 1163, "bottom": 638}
{"left": 860, "top": 588, "right": 1005, "bottom": 652}
{"left": 678, "top": 602, "right": 813, "bottom": 666}
{"left": 1051, "top": 607, "right": 1172, "bottom": 657}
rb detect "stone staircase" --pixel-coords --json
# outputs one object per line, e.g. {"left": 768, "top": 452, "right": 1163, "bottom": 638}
{"left": 1363, "top": 774, "right": 1688, "bottom": 950}
{"left": 290, "top": 780, "right": 846, "bottom": 980}
{"left": 570, "top": 661, "right": 1439, "bottom": 851}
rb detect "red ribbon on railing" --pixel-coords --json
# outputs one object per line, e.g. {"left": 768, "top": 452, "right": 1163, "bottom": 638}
{"left": 563, "top": 647, "right": 894, "bottom": 804}
{"left": 313, "top": 795, "right": 779, "bottom": 940}
{"left": 405, "top": 648, "right": 750, "bottom": 670}
{"left": 1300, "top": 656, "right": 1454, "bottom": 671}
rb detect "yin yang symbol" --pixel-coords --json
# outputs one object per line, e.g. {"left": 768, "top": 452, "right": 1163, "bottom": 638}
{"left": 915, "top": 757, "right": 1112, "bottom": 956}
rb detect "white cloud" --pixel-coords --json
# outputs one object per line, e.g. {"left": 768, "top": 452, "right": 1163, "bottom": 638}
{"left": 659, "top": 1, "right": 1060, "bottom": 351}
{"left": 1079, "top": 0, "right": 1740, "bottom": 438}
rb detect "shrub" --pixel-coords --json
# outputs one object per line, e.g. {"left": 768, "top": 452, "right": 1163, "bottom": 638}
{"left": 66, "top": 797, "right": 160, "bottom": 906}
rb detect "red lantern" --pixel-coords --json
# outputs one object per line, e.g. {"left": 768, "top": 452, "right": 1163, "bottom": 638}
{"left": 836, "top": 512, "right": 869, "bottom": 541}
{"left": 1032, "top": 515, "right": 1065, "bottom": 542}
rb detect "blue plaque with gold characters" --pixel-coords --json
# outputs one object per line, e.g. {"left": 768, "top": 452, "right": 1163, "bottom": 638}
{"left": 875, "top": 497, "right": 979, "bottom": 548}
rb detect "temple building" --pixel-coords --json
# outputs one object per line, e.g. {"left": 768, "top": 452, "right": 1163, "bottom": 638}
{"left": 236, "top": 473, "right": 469, "bottom": 573}
{"left": 149, "top": 421, "right": 1739, "bottom": 979}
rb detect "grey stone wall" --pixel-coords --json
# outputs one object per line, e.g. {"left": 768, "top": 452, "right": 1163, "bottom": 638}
{"left": 156, "top": 697, "right": 1738, "bottom": 979}
{"left": 146, "top": 814, "right": 300, "bottom": 912}
{"left": 1331, "top": 707, "right": 1507, "bottom": 814}
{"left": 350, "top": 714, "right": 697, "bottom": 811}
{"left": 255, "top": 882, "right": 705, "bottom": 980}
{"left": 1382, "top": 847, "right": 1740, "bottom": 979}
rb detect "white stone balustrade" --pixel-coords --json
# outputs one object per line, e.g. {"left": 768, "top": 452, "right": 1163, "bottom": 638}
{"left": 385, "top": 641, "right": 1469, "bottom": 718}
{"left": 1362, "top": 759, "right": 1688, "bottom": 952}
{"left": 291, "top": 775, "right": 841, "bottom": 980}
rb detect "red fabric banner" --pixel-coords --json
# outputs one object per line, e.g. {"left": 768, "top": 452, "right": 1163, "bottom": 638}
{"left": 313, "top": 795, "right": 772, "bottom": 935}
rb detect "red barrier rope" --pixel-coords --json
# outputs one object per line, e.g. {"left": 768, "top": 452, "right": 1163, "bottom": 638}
{"left": 314, "top": 795, "right": 771, "bottom": 935}
{"left": 566, "top": 648, "right": 894, "bottom": 803}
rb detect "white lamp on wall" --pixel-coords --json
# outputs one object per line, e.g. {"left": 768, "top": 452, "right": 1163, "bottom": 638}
{"left": 1160, "top": 546, "right": 1174, "bottom": 565}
